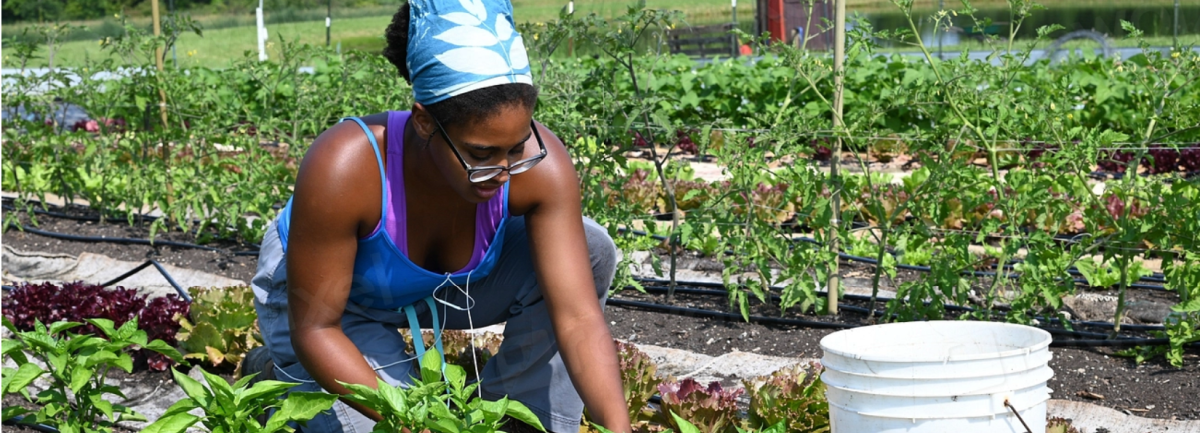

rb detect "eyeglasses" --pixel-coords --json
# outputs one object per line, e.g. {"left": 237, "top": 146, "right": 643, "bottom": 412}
{"left": 431, "top": 116, "right": 548, "bottom": 183}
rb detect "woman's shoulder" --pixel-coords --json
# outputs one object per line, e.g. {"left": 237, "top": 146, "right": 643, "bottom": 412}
{"left": 289, "top": 114, "right": 391, "bottom": 226}
{"left": 303, "top": 112, "right": 392, "bottom": 165}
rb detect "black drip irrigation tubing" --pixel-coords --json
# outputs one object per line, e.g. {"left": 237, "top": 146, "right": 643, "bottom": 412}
{"left": 2, "top": 416, "right": 59, "bottom": 433}
{"left": 609, "top": 291, "right": 1193, "bottom": 348}
{"left": 3, "top": 222, "right": 260, "bottom": 256}
{"left": 607, "top": 298, "right": 857, "bottom": 330}
{"left": 621, "top": 278, "right": 1197, "bottom": 348}
{"left": 2, "top": 203, "right": 149, "bottom": 224}
{"left": 631, "top": 279, "right": 1166, "bottom": 332}
{"left": 2, "top": 258, "right": 192, "bottom": 302}
{"left": 789, "top": 235, "right": 1169, "bottom": 290}
{"left": 1088, "top": 170, "right": 1200, "bottom": 182}
{"left": 101, "top": 260, "right": 192, "bottom": 302}
{"left": 619, "top": 228, "right": 1170, "bottom": 289}
{"left": 2, "top": 201, "right": 262, "bottom": 253}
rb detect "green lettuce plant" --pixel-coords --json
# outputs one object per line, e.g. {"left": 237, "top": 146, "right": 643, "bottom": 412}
{"left": 1, "top": 317, "right": 184, "bottom": 433}
{"left": 584, "top": 341, "right": 662, "bottom": 426}
{"left": 338, "top": 349, "right": 545, "bottom": 433}
{"left": 617, "top": 341, "right": 662, "bottom": 423}
{"left": 656, "top": 378, "right": 743, "bottom": 433}
{"left": 141, "top": 367, "right": 338, "bottom": 433}
{"left": 591, "top": 413, "right": 788, "bottom": 433}
{"left": 742, "top": 362, "right": 829, "bottom": 433}
{"left": 403, "top": 329, "right": 503, "bottom": 381}
{"left": 176, "top": 285, "right": 263, "bottom": 372}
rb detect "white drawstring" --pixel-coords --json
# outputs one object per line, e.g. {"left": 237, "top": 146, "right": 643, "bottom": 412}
{"left": 282, "top": 271, "right": 482, "bottom": 385}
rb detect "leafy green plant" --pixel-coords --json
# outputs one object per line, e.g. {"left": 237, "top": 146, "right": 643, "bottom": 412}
{"left": 742, "top": 362, "right": 829, "bottom": 433}
{"left": 176, "top": 285, "right": 263, "bottom": 372}
{"left": 585, "top": 341, "right": 662, "bottom": 425}
{"left": 1075, "top": 258, "right": 1151, "bottom": 289}
{"left": 1, "top": 281, "right": 189, "bottom": 371}
{"left": 656, "top": 378, "right": 743, "bottom": 433}
{"left": 141, "top": 366, "right": 338, "bottom": 433}
{"left": 1, "top": 317, "right": 184, "bottom": 433}
{"left": 339, "top": 350, "right": 545, "bottom": 433}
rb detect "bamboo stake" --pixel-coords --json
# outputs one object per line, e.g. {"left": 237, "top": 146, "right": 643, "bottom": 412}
{"left": 151, "top": 0, "right": 167, "bottom": 128}
{"left": 152, "top": 0, "right": 174, "bottom": 213}
{"left": 827, "top": 0, "right": 846, "bottom": 315}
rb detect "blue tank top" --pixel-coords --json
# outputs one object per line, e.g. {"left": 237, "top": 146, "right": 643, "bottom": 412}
{"left": 275, "top": 115, "right": 512, "bottom": 311}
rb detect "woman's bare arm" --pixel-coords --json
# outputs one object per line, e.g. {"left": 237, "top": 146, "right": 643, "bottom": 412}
{"left": 285, "top": 120, "right": 388, "bottom": 421}
{"left": 512, "top": 123, "right": 632, "bottom": 433}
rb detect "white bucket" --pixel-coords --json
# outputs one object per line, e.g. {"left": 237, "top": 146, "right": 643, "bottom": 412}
{"left": 820, "top": 321, "right": 1053, "bottom": 433}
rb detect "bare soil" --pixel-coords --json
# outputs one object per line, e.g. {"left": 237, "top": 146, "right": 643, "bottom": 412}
{"left": 2, "top": 202, "right": 1198, "bottom": 423}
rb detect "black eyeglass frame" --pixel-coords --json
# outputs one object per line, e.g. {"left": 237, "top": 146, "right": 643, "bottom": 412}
{"left": 431, "top": 116, "right": 548, "bottom": 184}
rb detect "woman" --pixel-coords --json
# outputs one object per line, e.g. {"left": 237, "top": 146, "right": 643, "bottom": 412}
{"left": 249, "top": 1, "right": 631, "bottom": 431}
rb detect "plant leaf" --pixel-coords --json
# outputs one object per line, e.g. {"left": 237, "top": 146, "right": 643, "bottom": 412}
{"left": 48, "top": 321, "right": 83, "bottom": 335}
{"left": 2, "top": 405, "right": 31, "bottom": 422}
{"left": 144, "top": 339, "right": 186, "bottom": 363}
{"left": 5, "top": 363, "right": 45, "bottom": 394}
{"left": 201, "top": 368, "right": 236, "bottom": 409}
{"left": 420, "top": 349, "right": 444, "bottom": 384}
{"left": 171, "top": 367, "right": 213, "bottom": 407}
{"left": 670, "top": 411, "right": 702, "bottom": 433}
{"left": 70, "top": 364, "right": 94, "bottom": 394}
{"left": 265, "top": 391, "right": 338, "bottom": 433}
{"left": 141, "top": 412, "right": 201, "bottom": 433}
{"left": 504, "top": 400, "right": 545, "bottom": 432}
{"left": 237, "top": 380, "right": 296, "bottom": 408}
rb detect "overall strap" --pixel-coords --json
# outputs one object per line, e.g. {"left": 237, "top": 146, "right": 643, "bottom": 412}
{"left": 502, "top": 183, "right": 510, "bottom": 218}
{"left": 402, "top": 296, "right": 446, "bottom": 374}
{"left": 340, "top": 117, "right": 388, "bottom": 217}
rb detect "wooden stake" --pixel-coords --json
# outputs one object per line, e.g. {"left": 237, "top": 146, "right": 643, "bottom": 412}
{"left": 152, "top": 0, "right": 174, "bottom": 211}
{"left": 828, "top": 0, "right": 846, "bottom": 315}
{"left": 151, "top": 0, "right": 167, "bottom": 128}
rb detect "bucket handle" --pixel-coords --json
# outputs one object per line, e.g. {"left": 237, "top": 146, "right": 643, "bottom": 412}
{"left": 1003, "top": 399, "right": 1033, "bottom": 433}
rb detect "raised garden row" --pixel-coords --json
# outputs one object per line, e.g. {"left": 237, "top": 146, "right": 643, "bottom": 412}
{"left": 1, "top": 282, "right": 1088, "bottom": 433}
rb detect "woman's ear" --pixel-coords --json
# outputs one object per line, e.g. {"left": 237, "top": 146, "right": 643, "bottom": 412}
{"left": 410, "top": 103, "right": 436, "bottom": 140}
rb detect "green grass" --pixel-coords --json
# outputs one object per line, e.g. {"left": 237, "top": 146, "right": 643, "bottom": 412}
{"left": 873, "top": 34, "right": 1200, "bottom": 54}
{"left": 12, "top": 15, "right": 393, "bottom": 69}
{"left": 512, "top": 0, "right": 748, "bottom": 24}
{"left": 7, "top": 1, "right": 754, "bottom": 68}
{"left": 6, "top": 0, "right": 1194, "bottom": 68}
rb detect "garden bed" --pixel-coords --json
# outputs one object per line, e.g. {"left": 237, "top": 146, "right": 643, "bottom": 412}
{"left": 3, "top": 203, "right": 1197, "bottom": 424}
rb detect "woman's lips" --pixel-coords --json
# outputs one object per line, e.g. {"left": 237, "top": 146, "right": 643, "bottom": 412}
{"left": 474, "top": 183, "right": 500, "bottom": 198}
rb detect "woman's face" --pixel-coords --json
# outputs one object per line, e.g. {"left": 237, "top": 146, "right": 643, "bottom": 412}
{"left": 418, "top": 104, "right": 535, "bottom": 204}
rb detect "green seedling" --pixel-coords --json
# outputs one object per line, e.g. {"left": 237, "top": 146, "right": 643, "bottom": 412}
{"left": 338, "top": 349, "right": 545, "bottom": 433}
{"left": 2, "top": 317, "right": 184, "bottom": 433}
{"left": 142, "top": 367, "right": 338, "bottom": 433}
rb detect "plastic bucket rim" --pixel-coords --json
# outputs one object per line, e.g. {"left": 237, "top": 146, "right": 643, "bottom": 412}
{"left": 818, "top": 350, "right": 1053, "bottom": 380}
{"left": 826, "top": 392, "right": 1051, "bottom": 420}
{"left": 821, "top": 368, "right": 1055, "bottom": 397}
{"left": 820, "top": 321, "right": 1052, "bottom": 363}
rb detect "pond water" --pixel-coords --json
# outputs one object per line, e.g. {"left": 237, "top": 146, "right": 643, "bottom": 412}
{"left": 861, "top": 3, "right": 1199, "bottom": 46}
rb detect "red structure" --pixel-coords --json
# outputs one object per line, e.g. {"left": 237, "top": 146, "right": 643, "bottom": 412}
{"left": 757, "top": 0, "right": 836, "bottom": 50}
{"left": 765, "top": 0, "right": 786, "bottom": 41}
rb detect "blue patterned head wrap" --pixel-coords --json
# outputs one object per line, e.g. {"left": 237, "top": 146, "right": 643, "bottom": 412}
{"left": 407, "top": 0, "right": 533, "bottom": 105}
